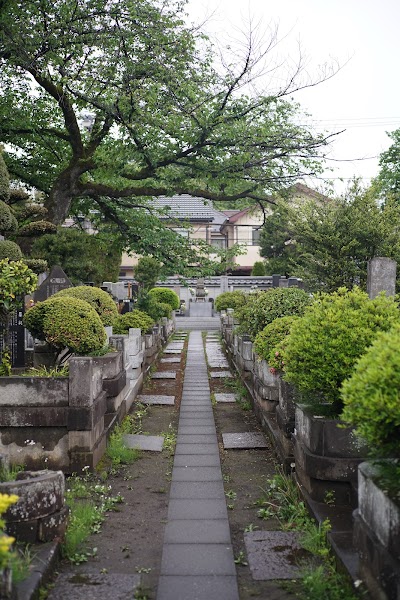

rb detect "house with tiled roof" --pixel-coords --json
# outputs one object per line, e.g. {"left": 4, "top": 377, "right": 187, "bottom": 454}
{"left": 119, "top": 184, "right": 328, "bottom": 278}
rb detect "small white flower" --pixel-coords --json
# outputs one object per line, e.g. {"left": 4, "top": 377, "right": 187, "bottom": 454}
{"left": 354, "top": 580, "right": 363, "bottom": 588}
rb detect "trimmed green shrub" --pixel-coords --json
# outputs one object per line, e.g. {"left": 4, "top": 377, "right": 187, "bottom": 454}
{"left": 0, "top": 240, "right": 22, "bottom": 261}
{"left": 283, "top": 287, "right": 400, "bottom": 415}
{"left": 136, "top": 293, "right": 166, "bottom": 322}
{"left": 236, "top": 287, "right": 311, "bottom": 340}
{"left": 23, "top": 258, "right": 48, "bottom": 274}
{"left": 254, "top": 316, "right": 298, "bottom": 363}
{"left": 148, "top": 287, "right": 180, "bottom": 310}
{"left": 214, "top": 290, "right": 248, "bottom": 312}
{"left": 112, "top": 310, "right": 154, "bottom": 334}
{"left": 251, "top": 261, "right": 266, "bottom": 276}
{"left": 24, "top": 296, "right": 106, "bottom": 354}
{"left": 341, "top": 325, "right": 400, "bottom": 457}
{"left": 54, "top": 285, "right": 118, "bottom": 326}
{"left": 0, "top": 153, "right": 10, "bottom": 203}
{"left": 0, "top": 201, "right": 17, "bottom": 234}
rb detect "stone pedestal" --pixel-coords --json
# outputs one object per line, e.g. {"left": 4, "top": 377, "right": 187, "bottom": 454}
{"left": 189, "top": 302, "right": 212, "bottom": 317}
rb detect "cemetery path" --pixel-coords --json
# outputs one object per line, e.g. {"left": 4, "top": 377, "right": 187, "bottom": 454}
{"left": 45, "top": 330, "right": 295, "bottom": 600}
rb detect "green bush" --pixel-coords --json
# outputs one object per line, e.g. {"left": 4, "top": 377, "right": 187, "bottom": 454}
{"left": 158, "top": 302, "right": 172, "bottom": 318}
{"left": 112, "top": 310, "right": 154, "bottom": 334}
{"left": 341, "top": 325, "right": 400, "bottom": 457}
{"left": 136, "top": 293, "right": 166, "bottom": 322}
{"left": 148, "top": 287, "right": 180, "bottom": 310}
{"left": 54, "top": 285, "right": 118, "bottom": 326}
{"left": 283, "top": 288, "right": 400, "bottom": 415}
{"left": 0, "top": 240, "right": 22, "bottom": 261}
{"left": 23, "top": 258, "right": 48, "bottom": 274}
{"left": 236, "top": 287, "right": 311, "bottom": 340}
{"left": 251, "top": 261, "right": 266, "bottom": 276}
{"left": 214, "top": 290, "right": 248, "bottom": 312}
{"left": 24, "top": 296, "right": 106, "bottom": 354}
{"left": 254, "top": 316, "right": 298, "bottom": 363}
{"left": 0, "top": 201, "right": 17, "bottom": 234}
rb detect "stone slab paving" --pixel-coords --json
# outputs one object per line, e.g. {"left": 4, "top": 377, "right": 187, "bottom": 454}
{"left": 214, "top": 393, "right": 237, "bottom": 403}
{"left": 244, "top": 531, "right": 303, "bottom": 580}
{"left": 137, "top": 395, "right": 175, "bottom": 405}
{"left": 222, "top": 432, "right": 268, "bottom": 449}
{"left": 210, "top": 371, "right": 233, "bottom": 378}
{"left": 160, "top": 357, "right": 181, "bottom": 363}
{"left": 164, "top": 349, "right": 182, "bottom": 355}
{"left": 157, "top": 330, "right": 239, "bottom": 600}
{"left": 152, "top": 372, "right": 177, "bottom": 379}
{"left": 123, "top": 434, "right": 164, "bottom": 452}
{"left": 48, "top": 569, "right": 141, "bottom": 599}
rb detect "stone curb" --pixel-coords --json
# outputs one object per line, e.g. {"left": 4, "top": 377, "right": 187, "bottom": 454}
{"left": 14, "top": 541, "right": 60, "bottom": 600}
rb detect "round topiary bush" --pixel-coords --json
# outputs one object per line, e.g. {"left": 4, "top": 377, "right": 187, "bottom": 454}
{"left": 341, "top": 325, "right": 400, "bottom": 457}
{"left": 24, "top": 296, "right": 106, "bottom": 355}
{"left": 236, "top": 287, "right": 311, "bottom": 340}
{"left": 214, "top": 291, "right": 248, "bottom": 313}
{"left": 0, "top": 240, "right": 22, "bottom": 261}
{"left": 283, "top": 287, "right": 400, "bottom": 415}
{"left": 0, "top": 201, "right": 17, "bottom": 234}
{"left": 148, "top": 287, "right": 180, "bottom": 310}
{"left": 112, "top": 310, "right": 155, "bottom": 334}
{"left": 253, "top": 316, "right": 298, "bottom": 363}
{"left": 54, "top": 285, "right": 118, "bottom": 326}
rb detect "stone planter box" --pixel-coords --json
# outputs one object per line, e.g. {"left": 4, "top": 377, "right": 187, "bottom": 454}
{"left": 354, "top": 461, "right": 400, "bottom": 600}
{"left": 294, "top": 405, "right": 368, "bottom": 505}
{"left": 0, "top": 470, "right": 68, "bottom": 544}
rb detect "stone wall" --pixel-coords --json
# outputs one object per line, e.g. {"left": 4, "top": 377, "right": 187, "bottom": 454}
{"left": 0, "top": 318, "right": 174, "bottom": 472}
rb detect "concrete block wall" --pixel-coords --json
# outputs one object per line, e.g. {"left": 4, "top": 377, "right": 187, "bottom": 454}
{"left": 0, "top": 318, "right": 174, "bottom": 473}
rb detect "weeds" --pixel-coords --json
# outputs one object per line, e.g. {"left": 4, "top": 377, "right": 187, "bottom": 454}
{"left": 221, "top": 377, "right": 252, "bottom": 410}
{"left": 63, "top": 471, "right": 125, "bottom": 563}
{"left": 106, "top": 427, "right": 140, "bottom": 467}
{"left": 9, "top": 543, "right": 33, "bottom": 583}
{"left": 256, "top": 469, "right": 358, "bottom": 600}
{"left": 22, "top": 365, "right": 69, "bottom": 377}
{"left": 0, "top": 463, "right": 24, "bottom": 483}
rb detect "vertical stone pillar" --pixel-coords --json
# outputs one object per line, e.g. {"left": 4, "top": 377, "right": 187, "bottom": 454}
{"left": 367, "top": 257, "right": 397, "bottom": 299}
{"left": 220, "top": 275, "right": 229, "bottom": 294}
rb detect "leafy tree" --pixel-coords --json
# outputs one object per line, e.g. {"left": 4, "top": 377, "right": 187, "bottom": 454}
{"left": 375, "top": 129, "right": 400, "bottom": 199}
{"left": 0, "top": 0, "right": 337, "bottom": 273}
{"left": 259, "top": 200, "right": 298, "bottom": 277}
{"left": 260, "top": 184, "right": 400, "bottom": 292}
{"left": 134, "top": 257, "right": 161, "bottom": 291}
{"left": 31, "top": 227, "right": 121, "bottom": 285}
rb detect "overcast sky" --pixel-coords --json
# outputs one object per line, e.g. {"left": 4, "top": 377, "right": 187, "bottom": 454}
{"left": 187, "top": 0, "right": 400, "bottom": 195}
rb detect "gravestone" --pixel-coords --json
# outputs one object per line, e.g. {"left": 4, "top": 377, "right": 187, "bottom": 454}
{"left": 0, "top": 304, "right": 25, "bottom": 368}
{"left": 367, "top": 257, "right": 397, "bottom": 299}
{"left": 33, "top": 265, "right": 73, "bottom": 302}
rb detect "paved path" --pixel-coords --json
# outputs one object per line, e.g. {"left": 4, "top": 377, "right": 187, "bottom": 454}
{"left": 175, "top": 316, "right": 220, "bottom": 330}
{"left": 157, "top": 331, "right": 239, "bottom": 600}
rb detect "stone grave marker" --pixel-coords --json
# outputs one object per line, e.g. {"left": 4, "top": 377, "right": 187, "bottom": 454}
{"left": 0, "top": 304, "right": 25, "bottom": 368}
{"left": 33, "top": 265, "right": 73, "bottom": 302}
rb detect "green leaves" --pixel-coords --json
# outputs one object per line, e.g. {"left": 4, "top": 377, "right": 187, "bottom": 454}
{"left": 283, "top": 288, "right": 400, "bottom": 412}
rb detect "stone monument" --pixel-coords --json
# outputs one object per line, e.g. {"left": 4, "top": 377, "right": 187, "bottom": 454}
{"left": 189, "top": 278, "right": 212, "bottom": 317}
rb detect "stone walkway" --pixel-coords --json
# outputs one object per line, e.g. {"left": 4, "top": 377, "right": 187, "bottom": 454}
{"left": 157, "top": 331, "right": 239, "bottom": 600}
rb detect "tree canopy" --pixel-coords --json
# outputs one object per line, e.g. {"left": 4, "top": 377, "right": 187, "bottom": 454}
{"left": 0, "top": 0, "right": 337, "bottom": 272}
{"left": 259, "top": 184, "right": 400, "bottom": 291}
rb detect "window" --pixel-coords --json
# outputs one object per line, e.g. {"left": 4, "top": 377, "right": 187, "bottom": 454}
{"left": 252, "top": 227, "right": 261, "bottom": 245}
{"left": 210, "top": 238, "right": 226, "bottom": 249}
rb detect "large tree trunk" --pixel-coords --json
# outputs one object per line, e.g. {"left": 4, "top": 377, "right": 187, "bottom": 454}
{"left": 44, "top": 162, "right": 91, "bottom": 224}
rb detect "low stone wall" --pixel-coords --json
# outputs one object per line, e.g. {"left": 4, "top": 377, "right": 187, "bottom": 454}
{"left": 0, "top": 318, "right": 174, "bottom": 472}
{"left": 221, "top": 313, "right": 295, "bottom": 469}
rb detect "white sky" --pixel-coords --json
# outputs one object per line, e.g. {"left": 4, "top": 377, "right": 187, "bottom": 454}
{"left": 187, "top": 0, "right": 400, "bottom": 195}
